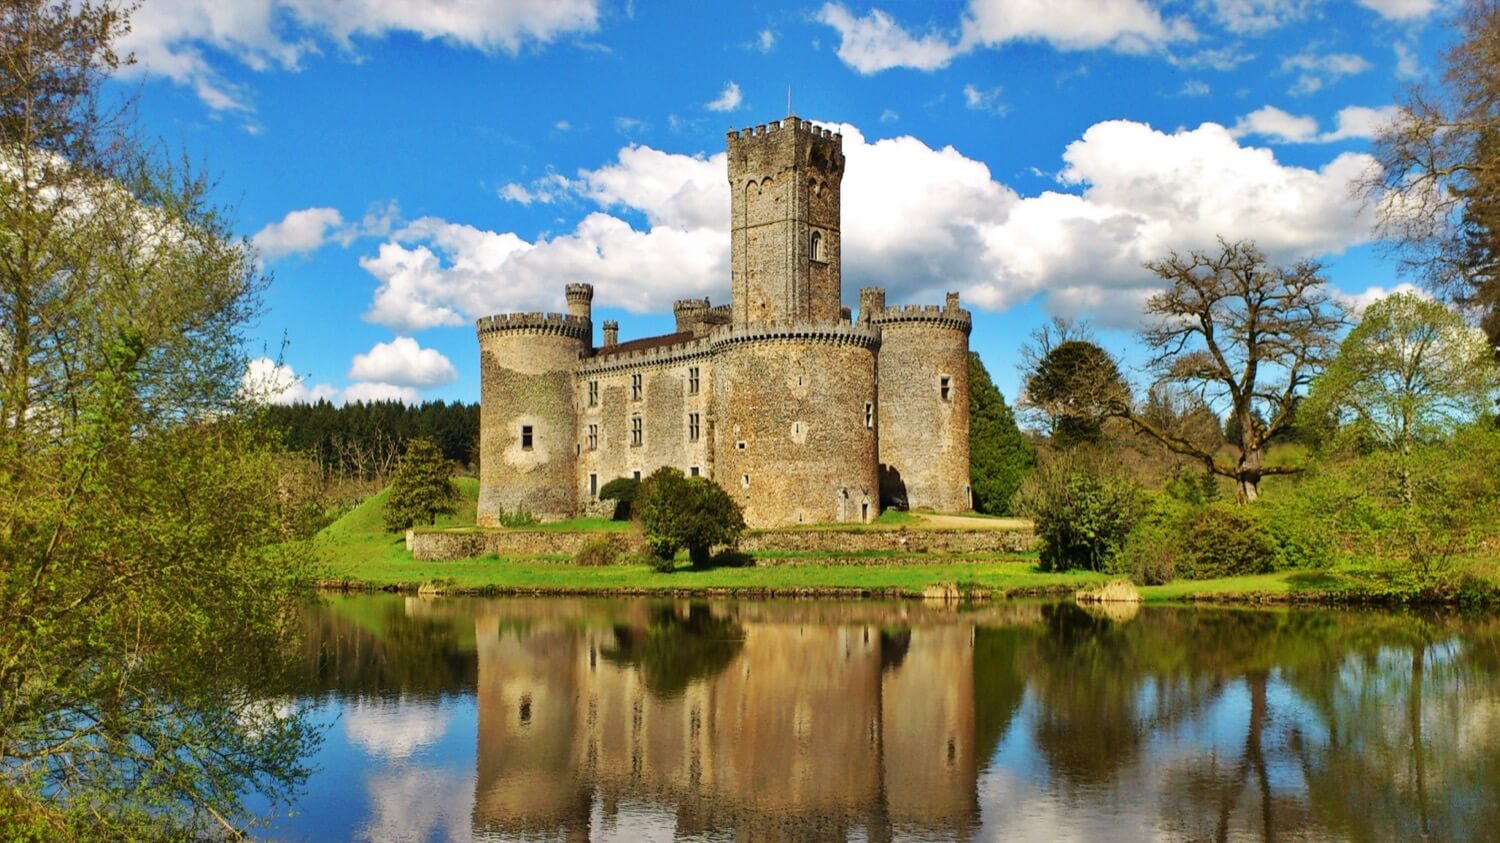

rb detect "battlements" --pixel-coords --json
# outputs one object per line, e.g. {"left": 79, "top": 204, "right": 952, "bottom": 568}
{"left": 870, "top": 304, "right": 973, "bottom": 334}
{"left": 475, "top": 311, "right": 592, "bottom": 342}
{"left": 577, "top": 334, "right": 714, "bottom": 375}
{"left": 709, "top": 321, "right": 880, "bottom": 351}
{"left": 726, "top": 116, "right": 842, "bottom": 144}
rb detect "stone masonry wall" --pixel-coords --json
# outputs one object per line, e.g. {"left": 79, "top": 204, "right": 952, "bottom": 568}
{"left": 875, "top": 316, "right": 972, "bottom": 512}
{"left": 408, "top": 529, "right": 643, "bottom": 561}
{"left": 740, "top": 528, "right": 1035, "bottom": 555}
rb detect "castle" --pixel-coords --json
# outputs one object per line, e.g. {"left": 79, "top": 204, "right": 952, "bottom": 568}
{"left": 476, "top": 115, "right": 972, "bottom": 528}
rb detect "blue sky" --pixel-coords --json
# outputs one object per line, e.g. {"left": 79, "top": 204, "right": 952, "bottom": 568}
{"left": 112, "top": 0, "right": 1458, "bottom": 405}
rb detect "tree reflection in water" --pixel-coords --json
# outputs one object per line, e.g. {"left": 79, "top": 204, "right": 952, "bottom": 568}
{"left": 291, "top": 597, "right": 1500, "bottom": 842}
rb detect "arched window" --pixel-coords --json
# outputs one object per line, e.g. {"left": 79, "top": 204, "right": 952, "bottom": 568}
{"left": 810, "top": 230, "right": 824, "bottom": 263}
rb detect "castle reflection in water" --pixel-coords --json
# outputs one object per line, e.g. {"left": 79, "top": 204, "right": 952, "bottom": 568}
{"left": 471, "top": 603, "right": 990, "bottom": 842}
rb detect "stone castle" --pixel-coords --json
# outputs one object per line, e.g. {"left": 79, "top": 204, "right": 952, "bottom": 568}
{"left": 477, "top": 115, "right": 971, "bottom": 528}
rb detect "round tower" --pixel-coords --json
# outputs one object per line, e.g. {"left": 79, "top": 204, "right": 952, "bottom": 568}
{"left": 475, "top": 310, "right": 589, "bottom": 523}
{"left": 711, "top": 325, "right": 879, "bottom": 527}
{"left": 872, "top": 293, "right": 973, "bottom": 512}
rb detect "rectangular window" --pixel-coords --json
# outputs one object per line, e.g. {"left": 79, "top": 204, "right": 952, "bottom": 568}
{"left": 632, "top": 470, "right": 641, "bottom": 481}
{"left": 865, "top": 402, "right": 874, "bottom": 429}
{"left": 631, "top": 373, "right": 642, "bottom": 401}
{"left": 588, "top": 380, "right": 598, "bottom": 406}
{"left": 630, "top": 416, "right": 643, "bottom": 447}
{"left": 688, "top": 412, "right": 700, "bottom": 443}
{"left": 940, "top": 375, "right": 952, "bottom": 401}
{"left": 521, "top": 425, "right": 534, "bottom": 450}
{"left": 690, "top": 466, "right": 700, "bottom": 477}
{"left": 589, "top": 473, "right": 598, "bottom": 499}
{"left": 587, "top": 424, "right": 598, "bottom": 451}
{"left": 688, "top": 366, "right": 700, "bottom": 395}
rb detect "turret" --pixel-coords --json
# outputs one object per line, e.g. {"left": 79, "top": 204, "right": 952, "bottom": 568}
{"left": 674, "top": 298, "right": 711, "bottom": 335}
{"left": 565, "top": 283, "right": 594, "bottom": 320}
{"left": 859, "top": 288, "right": 886, "bottom": 324}
{"left": 602, "top": 320, "right": 619, "bottom": 348}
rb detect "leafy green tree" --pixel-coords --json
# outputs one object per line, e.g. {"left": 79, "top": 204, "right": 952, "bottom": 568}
{"left": 1019, "top": 319, "right": 1129, "bottom": 448}
{"left": 1305, "top": 292, "right": 1499, "bottom": 454}
{"left": 383, "top": 438, "right": 459, "bottom": 532}
{"left": 598, "top": 475, "right": 641, "bottom": 519}
{"left": 968, "top": 351, "right": 1034, "bottom": 514}
{"left": 0, "top": 2, "right": 318, "bottom": 837}
{"left": 637, "top": 467, "right": 746, "bottom": 567}
{"left": 1013, "top": 449, "right": 1141, "bottom": 572}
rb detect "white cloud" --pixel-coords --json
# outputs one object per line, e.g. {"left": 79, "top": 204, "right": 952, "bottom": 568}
{"left": 1337, "top": 282, "right": 1429, "bottom": 315}
{"left": 1230, "top": 104, "right": 1400, "bottom": 143}
{"left": 880, "top": 108, "right": 901, "bottom": 123}
{"left": 706, "top": 81, "right": 743, "bottom": 112}
{"left": 117, "top": 0, "right": 602, "bottom": 112}
{"left": 963, "top": 84, "right": 1007, "bottom": 114}
{"left": 1394, "top": 41, "right": 1421, "bottom": 80}
{"left": 1356, "top": 0, "right": 1438, "bottom": 20}
{"left": 240, "top": 357, "right": 338, "bottom": 405}
{"left": 1283, "top": 49, "right": 1371, "bottom": 96}
{"left": 815, "top": 0, "right": 1191, "bottom": 73}
{"left": 348, "top": 337, "right": 458, "bottom": 387}
{"left": 1230, "top": 105, "right": 1320, "bottom": 143}
{"left": 756, "top": 29, "right": 776, "bottom": 51}
{"left": 814, "top": 4, "right": 961, "bottom": 73}
{"left": 356, "top": 119, "right": 1375, "bottom": 330}
{"left": 1202, "top": 0, "right": 1315, "bottom": 33}
{"left": 1169, "top": 45, "right": 1254, "bottom": 71}
{"left": 342, "top": 381, "right": 421, "bottom": 404}
{"left": 1179, "top": 80, "right": 1211, "bottom": 96}
{"left": 252, "top": 207, "right": 349, "bottom": 259}
{"left": 344, "top": 699, "right": 451, "bottom": 760}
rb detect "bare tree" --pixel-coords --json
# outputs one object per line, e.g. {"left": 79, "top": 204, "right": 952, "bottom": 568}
{"left": 1127, "top": 239, "right": 1345, "bottom": 502}
{"left": 1360, "top": 0, "right": 1500, "bottom": 347}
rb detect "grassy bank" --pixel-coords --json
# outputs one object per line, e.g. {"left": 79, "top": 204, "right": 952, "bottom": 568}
{"left": 316, "top": 484, "right": 1500, "bottom": 604}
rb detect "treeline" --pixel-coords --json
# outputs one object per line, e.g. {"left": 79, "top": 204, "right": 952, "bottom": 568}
{"left": 262, "top": 400, "right": 479, "bottom": 480}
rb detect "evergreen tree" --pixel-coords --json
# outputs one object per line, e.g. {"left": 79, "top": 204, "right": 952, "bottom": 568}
{"left": 384, "top": 438, "right": 459, "bottom": 532}
{"left": 968, "top": 352, "right": 1035, "bottom": 514}
{"left": 637, "top": 467, "right": 745, "bottom": 567}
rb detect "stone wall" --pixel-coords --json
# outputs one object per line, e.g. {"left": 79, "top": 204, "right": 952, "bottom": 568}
{"left": 741, "top": 528, "right": 1035, "bottom": 555}
{"left": 874, "top": 311, "right": 973, "bottom": 512}
{"left": 713, "top": 332, "right": 878, "bottom": 528}
{"left": 408, "top": 529, "right": 641, "bottom": 561}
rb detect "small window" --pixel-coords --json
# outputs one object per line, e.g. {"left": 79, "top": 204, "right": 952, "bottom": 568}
{"left": 588, "top": 380, "right": 598, "bottom": 406}
{"left": 864, "top": 403, "right": 874, "bottom": 429}
{"left": 940, "top": 375, "right": 952, "bottom": 402}
{"left": 810, "top": 230, "right": 824, "bottom": 263}
{"left": 741, "top": 474, "right": 750, "bottom": 488}
{"left": 589, "top": 473, "right": 598, "bottom": 499}
{"left": 690, "top": 466, "right": 700, "bottom": 477}
{"left": 633, "top": 470, "right": 641, "bottom": 481}
{"left": 631, "top": 373, "right": 642, "bottom": 401}
{"left": 688, "top": 366, "right": 700, "bottom": 395}
{"left": 736, "top": 440, "right": 747, "bottom": 451}
{"left": 688, "top": 412, "right": 701, "bottom": 443}
{"left": 521, "top": 425, "right": 534, "bottom": 450}
{"left": 630, "top": 416, "right": 643, "bottom": 447}
{"left": 587, "top": 424, "right": 598, "bottom": 451}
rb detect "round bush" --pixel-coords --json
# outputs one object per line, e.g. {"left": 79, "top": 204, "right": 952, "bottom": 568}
{"left": 1014, "top": 450, "right": 1141, "bottom": 572}
{"left": 1177, "top": 503, "right": 1279, "bottom": 579}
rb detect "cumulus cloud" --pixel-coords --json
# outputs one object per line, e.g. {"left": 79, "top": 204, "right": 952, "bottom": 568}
{"left": 1337, "top": 282, "right": 1429, "bottom": 315}
{"left": 118, "top": 0, "right": 601, "bottom": 112}
{"left": 252, "top": 207, "right": 349, "bottom": 259}
{"left": 1231, "top": 104, "right": 1399, "bottom": 143}
{"left": 1202, "top": 0, "right": 1316, "bottom": 33}
{"left": 356, "top": 119, "right": 1376, "bottom": 330}
{"left": 1356, "top": 0, "right": 1438, "bottom": 20}
{"left": 342, "top": 381, "right": 421, "bottom": 404}
{"left": 348, "top": 337, "right": 458, "bottom": 387}
{"left": 815, "top": 0, "right": 1191, "bottom": 73}
{"left": 706, "top": 81, "right": 743, "bottom": 112}
{"left": 240, "top": 357, "right": 338, "bottom": 405}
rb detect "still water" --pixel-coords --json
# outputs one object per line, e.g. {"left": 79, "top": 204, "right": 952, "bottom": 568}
{"left": 267, "top": 595, "right": 1500, "bottom": 842}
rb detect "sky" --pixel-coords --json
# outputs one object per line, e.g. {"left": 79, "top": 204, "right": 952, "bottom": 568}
{"left": 109, "top": 0, "right": 1462, "bottom": 405}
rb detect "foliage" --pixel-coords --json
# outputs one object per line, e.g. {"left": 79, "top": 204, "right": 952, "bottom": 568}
{"left": 1176, "top": 503, "right": 1281, "bottom": 579}
{"left": 1129, "top": 239, "right": 1344, "bottom": 501}
{"left": 573, "top": 535, "right": 626, "bottom": 566}
{"left": 968, "top": 351, "right": 1035, "bottom": 514}
{"left": 0, "top": 3, "right": 319, "bottom": 835}
{"left": 1113, "top": 493, "right": 1189, "bottom": 585}
{"left": 262, "top": 399, "right": 480, "bottom": 480}
{"left": 599, "top": 476, "right": 641, "bottom": 520}
{"left": 1019, "top": 318, "right": 1130, "bottom": 447}
{"left": 382, "top": 438, "right": 459, "bottom": 532}
{"left": 636, "top": 467, "right": 746, "bottom": 567}
{"left": 1304, "top": 292, "right": 1499, "bottom": 451}
{"left": 599, "top": 604, "right": 745, "bottom": 696}
{"left": 1014, "top": 449, "right": 1142, "bottom": 572}
{"left": 1361, "top": 0, "right": 1500, "bottom": 348}
{"left": 494, "top": 506, "right": 540, "bottom": 528}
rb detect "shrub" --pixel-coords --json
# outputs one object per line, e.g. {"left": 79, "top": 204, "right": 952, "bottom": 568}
{"left": 1113, "top": 493, "right": 1188, "bottom": 585}
{"left": 1014, "top": 449, "right": 1141, "bottom": 572}
{"left": 1177, "top": 503, "right": 1279, "bottom": 579}
{"left": 573, "top": 535, "right": 625, "bottom": 566}
{"left": 495, "top": 506, "right": 539, "bottom": 528}
{"left": 637, "top": 467, "right": 746, "bottom": 567}
{"left": 599, "top": 476, "right": 641, "bottom": 520}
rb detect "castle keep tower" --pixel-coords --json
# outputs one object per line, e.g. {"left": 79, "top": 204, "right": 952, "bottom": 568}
{"left": 728, "top": 118, "right": 844, "bottom": 326}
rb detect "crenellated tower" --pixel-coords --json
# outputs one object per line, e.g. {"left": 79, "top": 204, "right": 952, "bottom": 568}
{"left": 727, "top": 117, "right": 845, "bottom": 326}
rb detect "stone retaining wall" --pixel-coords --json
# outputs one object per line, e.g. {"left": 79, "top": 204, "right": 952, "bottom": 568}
{"left": 407, "top": 529, "right": 638, "bottom": 561}
{"left": 740, "top": 528, "right": 1035, "bottom": 555}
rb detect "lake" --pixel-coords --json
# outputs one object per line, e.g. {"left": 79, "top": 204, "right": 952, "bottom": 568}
{"left": 266, "top": 595, "right": 1500, "bottom": 841}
